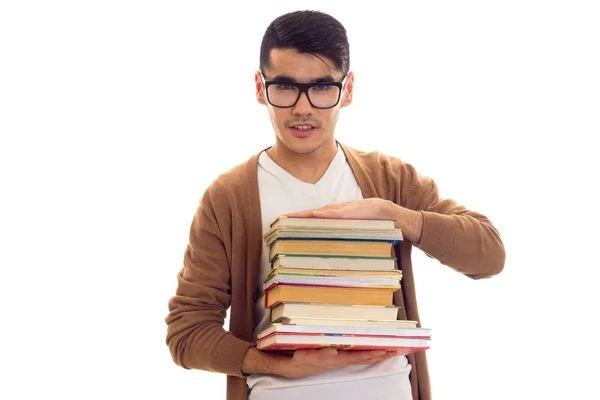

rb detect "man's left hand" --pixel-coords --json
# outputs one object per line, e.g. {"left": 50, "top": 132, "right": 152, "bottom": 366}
{"left": 286, "top": 198, "right": 423, "bottom": 243}
{"left": 286, "top": 198, "right": 390, "bottom": 221}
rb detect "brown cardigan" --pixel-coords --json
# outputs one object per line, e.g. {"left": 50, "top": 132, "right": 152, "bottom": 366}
{"left": 165, "top": 143, "right": 506, "bottom": 400}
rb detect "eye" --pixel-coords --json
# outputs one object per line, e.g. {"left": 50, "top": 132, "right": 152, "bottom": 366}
{"left": 276, "top": 84, "right": 295, "bottom": 91}
{"left": 314, "top": 84, "right": 332, "bottom": 91}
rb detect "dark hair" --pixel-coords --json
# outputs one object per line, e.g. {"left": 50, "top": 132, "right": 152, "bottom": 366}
{"left": 259, "top": 10, "right": 350, "bottom": 76}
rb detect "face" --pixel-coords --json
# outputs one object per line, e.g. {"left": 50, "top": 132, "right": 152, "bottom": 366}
{"left": 255, "top": 48, "right": 354, "bottom": 155}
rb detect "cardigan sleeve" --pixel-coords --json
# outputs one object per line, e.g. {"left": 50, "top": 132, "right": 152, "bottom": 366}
{"left": 402, "top": 163, "right": 506, "bottom": 279}
{"left": 165, "top": 186, "right": 255, "bottom": 376}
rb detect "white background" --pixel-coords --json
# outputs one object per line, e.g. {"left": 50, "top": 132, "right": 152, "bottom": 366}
{"left": 1, "top": 1, "right": 599, "bottom": 399}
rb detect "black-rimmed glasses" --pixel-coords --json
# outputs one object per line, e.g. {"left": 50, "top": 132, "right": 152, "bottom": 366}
{"left": 261, "top": 73, "right": 346, "bottom": 109}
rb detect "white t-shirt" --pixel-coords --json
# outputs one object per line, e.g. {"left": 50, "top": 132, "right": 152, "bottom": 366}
{"left": 247, "top": 145, "right": 412, "bottom": 399}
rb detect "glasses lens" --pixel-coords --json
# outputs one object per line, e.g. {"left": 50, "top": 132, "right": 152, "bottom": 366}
{"left": 267, "top": 84, "right": 300, "bottom": 107}
{"left": 267, "top": 83, "right": 341, "bottom": 108}
{"left": 308, "top": 85, "right": 341, "bottom": 108}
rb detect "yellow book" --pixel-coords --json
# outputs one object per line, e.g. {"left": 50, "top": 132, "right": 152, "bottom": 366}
{"left": 269, "top": 239, "right": 392, "bottom": 261}
{"left": 264, "top": 284, "right": 395, "bottom": 308}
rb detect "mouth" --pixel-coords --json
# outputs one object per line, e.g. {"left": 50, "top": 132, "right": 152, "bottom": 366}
{"left": 288, "top": 124, "right": 317, "bottom": 138}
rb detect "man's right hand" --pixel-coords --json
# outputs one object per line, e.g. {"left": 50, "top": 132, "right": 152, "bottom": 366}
{"left": 241, "top": 347, "right": 400, "bottom": 378}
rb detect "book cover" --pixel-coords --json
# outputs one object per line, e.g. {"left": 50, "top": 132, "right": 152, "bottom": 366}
{"left": 257, "top": 323, "right": 432, "bottom": 340}
{"left": 264, "top": 228, "right": 403, "bottom": 246}
{"left": 265, "top": 235, "right": 403, "bottom": 247}
{"left": 274, "top": 317, "right": 418, "bottom": 329}
{"left": 264, "top": 284, "right": 395, "bottom": 308}
{"left": 269, "top": 239, "right": 393, "bottom": 262}
{"left": 268, "top": 266, "right": 402, "bottom": 278}
{"left": 257, "top": 332, "right": 431, "bottom": 353}
{"left": 269, "top": 302, "right": 401, "bottom": 322}
{"left": 263, "top": 273, "right": 401, "bottom": 291}
{"left": 270, "top": 216, "right": 397, "bottom": 230}
{"left": 272, "top": 254, "right": 397, "bottom": 271}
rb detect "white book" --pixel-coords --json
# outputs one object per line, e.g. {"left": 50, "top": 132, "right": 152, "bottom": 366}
{"left": 272, "top": 254, "right": 397, "bottom": 271}
{"left": 257, "top": 323, "right": 431, "bottom": 340}
{"left": 264, "top": 273, "right": 401, "bottom": 290}
{"left": 270, "top": 302, "right": 400, "bottom": 322}
{"left": 257, "top": 333, "right": 431, "bottom": 351}
{"left": 274, "top": 317, "right": 418, "bottom": 329}
{"left": 269, "top": 216, "right": 396, "bottom": 231}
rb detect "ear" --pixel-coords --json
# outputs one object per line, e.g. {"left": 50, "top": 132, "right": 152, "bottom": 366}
{"left": 255, "top": 70, "right": 267, "bottom": 105}
{"left": 341, "top": 71, "right": 354, "bottom": 108}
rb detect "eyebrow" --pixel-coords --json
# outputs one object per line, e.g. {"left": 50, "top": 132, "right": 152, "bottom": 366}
{"left": 270, "top": 74, "right": 337, "bottom": 83}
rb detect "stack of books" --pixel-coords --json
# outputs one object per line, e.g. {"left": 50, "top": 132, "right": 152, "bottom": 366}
{"left": 256, "top": 216, "right": 432, "bottom": 354}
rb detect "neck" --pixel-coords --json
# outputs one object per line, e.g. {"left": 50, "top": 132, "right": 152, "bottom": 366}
{"left": 267, "top": 139, "right": 338, "bottom": 184}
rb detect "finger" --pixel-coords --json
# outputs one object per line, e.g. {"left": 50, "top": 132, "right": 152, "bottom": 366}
{"left": 293, "top": 347, "right": 337, "bottom": 360}
{"left": 287, "top": 209, "right": 340, "bottom": 219}
{"left": 340, "top": 350, "right": 399, "bottom": 362}
{"left": 318, "top": 348, "right": 338, "bottom": 357}
{"left": 349, "top": 351, "right": 400, "bottom": 365}
{"left": 285, "top": 209, "right": 321, "bottom": 217}
{"left": 336, "top": 350, "right": 387, "bottom": 363}
{"left": 310, "top": 210, "right": 334, "bottom": 217}
{"left": 310, "top": 206, "right": 347, "bottom": 218}
{"left": 285, "top": 211, "right": 314, "bottom": 217}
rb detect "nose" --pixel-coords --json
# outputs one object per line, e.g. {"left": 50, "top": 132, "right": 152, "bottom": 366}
{"left": 292, "top": 91, "right": 313, "bottom": 116}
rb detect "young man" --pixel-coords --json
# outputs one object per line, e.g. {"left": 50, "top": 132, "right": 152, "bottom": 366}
{"left": 165, "top": 10, "right": 505, "bottom": 400}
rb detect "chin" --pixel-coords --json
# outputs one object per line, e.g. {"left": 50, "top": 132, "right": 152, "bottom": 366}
{"left": 282, "top": 136, "right": 327, "bottom": 155}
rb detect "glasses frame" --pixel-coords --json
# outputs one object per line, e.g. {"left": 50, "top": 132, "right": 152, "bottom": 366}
{"left": 261, "top": 73, "right": 347, "bottom": 109}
